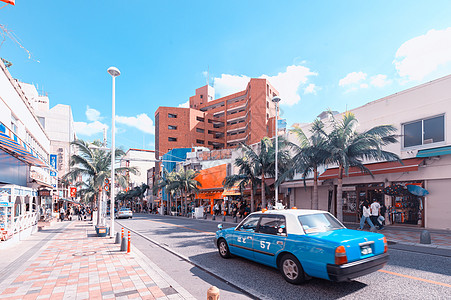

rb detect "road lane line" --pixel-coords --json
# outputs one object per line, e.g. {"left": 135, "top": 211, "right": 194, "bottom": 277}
{"left": 146, "top": 219, "right": 216, "bottom": 235}
{"left": 378, "top": 270, "right": 451, "bottom": 288}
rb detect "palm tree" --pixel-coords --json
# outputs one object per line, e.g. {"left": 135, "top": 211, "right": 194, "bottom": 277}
{"left": 326, "top": 111, "right": 400, "bottom": 221}
{"left": 237, "top": 137, "right": 291, "bottom": 209}
{"left": 169, "top": 169, "right": 201, "bottom": 216}
{"left": 64, "top": 139, "right": 137, "bottom": 226}
{"left": 279, "top": 119, "right": 331, "bottom": 210}
{"left": 223, "top": 155, "right": 260, "bottom": 212}
{"left": 154, "top": 169, "right": 176, "bottom": 214}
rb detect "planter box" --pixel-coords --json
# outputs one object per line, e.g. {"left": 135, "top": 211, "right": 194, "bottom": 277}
{"left": 95, "top": 226, "right": 110, "bottom": 237}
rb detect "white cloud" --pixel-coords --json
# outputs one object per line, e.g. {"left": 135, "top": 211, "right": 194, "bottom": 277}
{"left": 213, "top": 65, "right": 317, "bottom": 106}
{"left": 394, "top": 27, "right": 451, "bottom": 81}
{"left": 178, "top": 100, "right": 189, "bottom": 108}
{"left": 303, "top": 83, "right": 318, "bottom": 95}
{"left": 214, "top": 74, "right": 250, "bottom": 98}
{"left": 360, "top": 83, "right": 369, "bottom": 89}
{"left": 370, "top": 74, "right": 391, "bottom": 87}
{"left": 116, "top": 113, "right": 155, "bottom": 135}
{"left": 85, "top": 106, "right": 102, "bottom": 121}
{"left": 339, "top": 72, "right": 367, "bottom": 87}
{"left": 74, "top": 121, "right": 108, "bottom": 136}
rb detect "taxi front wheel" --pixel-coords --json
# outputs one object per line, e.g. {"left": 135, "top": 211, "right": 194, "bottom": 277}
{"left": 279, "top": 254, "right": 306, "bottom": 284}
{"left": 218, "top": 239, "right": 231, "bottom": 259}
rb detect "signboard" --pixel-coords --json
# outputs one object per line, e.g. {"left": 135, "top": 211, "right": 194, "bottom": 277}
{"left": 70, "top": 187, "right": 77, "bottom": 198}
{"left": 277, "top": 119, "right": 287, "bottom": 130}
{"left": 39, "top": 190, "right": 51, "bottom": 197}
{"left": 50, "top": 154, "right": 57, "bottom": 177}
{"left": 104, "top": 179, "right": 110, "bottom": 191}
{"left": 0, "top": 1, "right": 15, "bottom": 5}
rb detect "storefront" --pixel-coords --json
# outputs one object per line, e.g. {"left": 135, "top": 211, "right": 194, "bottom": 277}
{"left": 341, "top": 183, "right": 385, "bottom": 223}
{"left": 385, "top": 181, "right": 425, "bottom": 226}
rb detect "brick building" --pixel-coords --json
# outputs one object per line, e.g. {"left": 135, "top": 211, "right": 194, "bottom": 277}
{"left": 155, "top": 78, "right": 279, "bottom": 158}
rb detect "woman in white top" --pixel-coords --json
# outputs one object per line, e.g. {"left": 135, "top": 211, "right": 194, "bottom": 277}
{"left": 358, "top": 201, "right": 375, "bottom": 230}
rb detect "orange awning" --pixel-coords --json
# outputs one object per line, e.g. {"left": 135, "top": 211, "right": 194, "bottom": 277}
{"left": 318, "top": 158, "right": 424, "bottom": 180}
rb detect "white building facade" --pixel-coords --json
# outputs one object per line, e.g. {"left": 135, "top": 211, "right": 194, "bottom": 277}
{"left": 282, "top": 75, "right": 451, "bottom": 230}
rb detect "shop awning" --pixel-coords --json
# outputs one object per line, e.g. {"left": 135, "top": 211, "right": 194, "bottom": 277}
{"left": 318, "top": 158, "right": 424, "bottom": 180}
{"left": 196, "top": 191, "right": 223, "bottom": 199}
{"left": 416, "top": 146, "right": 451, "bottom": 158}
{"left": 0, "top": 122, "right": 47, "bottom": 167}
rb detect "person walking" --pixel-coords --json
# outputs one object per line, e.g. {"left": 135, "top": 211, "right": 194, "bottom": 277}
{"left": 370, "top": 199, "right": 384, "bottom": 230}
{"left": 59, "top": 206, "right": 65, "bottom": 222}
{"left": 358, "top": 201, "right": 375, "bottom": 230}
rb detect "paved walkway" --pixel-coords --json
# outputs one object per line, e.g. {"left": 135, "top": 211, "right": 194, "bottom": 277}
{"left": 0, "top": 221, "right": 194, "bottom": 300}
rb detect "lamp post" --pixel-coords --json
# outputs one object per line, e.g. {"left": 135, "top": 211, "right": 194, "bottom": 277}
{"left": 271, "top": 96, "right": 281, "bottom": 205}
{"left": 108, "top": 66, "right": 120, "bottom": 238}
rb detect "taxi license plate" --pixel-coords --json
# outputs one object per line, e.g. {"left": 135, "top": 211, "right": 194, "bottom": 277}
{"left": 360, "top": 244, "right": 372, "bottom": 255}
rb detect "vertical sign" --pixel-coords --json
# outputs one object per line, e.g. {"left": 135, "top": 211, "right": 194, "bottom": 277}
{"left": 70, "top": 187, "right": 77, "bottom": 198}
{"left": 50, "top": 154, "right": 57, "bottom": 177}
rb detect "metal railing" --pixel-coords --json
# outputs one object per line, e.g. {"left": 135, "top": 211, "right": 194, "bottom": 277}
{"left": 11, "top": 212, "right": 38, "bottom": 235}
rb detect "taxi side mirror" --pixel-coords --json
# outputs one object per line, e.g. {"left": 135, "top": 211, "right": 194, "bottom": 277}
{"left": 218, "top": 224, "right": 223, "bottom": 230}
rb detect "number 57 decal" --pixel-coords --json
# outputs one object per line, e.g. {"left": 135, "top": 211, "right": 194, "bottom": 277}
{"left": 260, "top": 241, "right": 271, "bottom": 250}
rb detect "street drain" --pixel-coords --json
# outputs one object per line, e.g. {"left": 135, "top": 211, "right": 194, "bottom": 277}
{"left": 72, "top": 251, "right": 97, "bottom": 256}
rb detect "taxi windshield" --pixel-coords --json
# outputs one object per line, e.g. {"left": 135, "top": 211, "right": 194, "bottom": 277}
{"left": 298, "top": 213, "right": 344, "bottom": 234}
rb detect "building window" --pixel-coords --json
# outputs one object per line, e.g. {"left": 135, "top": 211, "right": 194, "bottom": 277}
{"left": 196, "top": 128, "right": 204, "bottom": 133}
{"left": 168, "top": 125, "right": 177, "bottom": 130}
{"left": 11, "top": 115, "right": 18, "bottom": 134}
{"left": 403, "top": 115, "right": 444, "bottom": 148}
{"left": 168, "top": 113, "right": 177, "bottom": 118}
{"left": 196, "top": 139, "right": 205, "bottom": 144}
{"left": 200, "top": 95, "right": 203, "bottom": 99}
{"left": 168, "top": 137, "right": 177, "bottom": 142}
{"left": 196, "top": 116, "right": 205, "bottom": 122}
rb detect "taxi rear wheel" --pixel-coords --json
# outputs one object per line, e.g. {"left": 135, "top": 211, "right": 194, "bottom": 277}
{"left": 279, "top": 254, "right": 306, "bottom": 284}
{"left": 218, "top": 239, "right": 231, "bottom": 259}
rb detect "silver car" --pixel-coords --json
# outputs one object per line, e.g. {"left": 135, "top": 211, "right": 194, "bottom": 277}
{"left": 116, "top": 208, "right": 133, "bottom": 219}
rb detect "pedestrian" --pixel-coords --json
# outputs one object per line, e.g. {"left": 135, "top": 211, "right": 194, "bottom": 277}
{"left": 370, "top": 199, "right": 384, "bottom": 230}
{"left": 379, "top": 203, "right": 387, "bottom": 226}
{"left": 358, "top": 201, "right": 375, "bottom": 230}
{"left": 59, "top": 206, "right": 65, "bottom": 222}
{"left": 66, "top": 207, "right": 71, "bottom": 221}
{"left": 214, "top": 202, "right": 220, "bottom": 216}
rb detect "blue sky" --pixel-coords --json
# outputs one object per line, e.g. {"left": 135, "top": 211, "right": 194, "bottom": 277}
{"left": 2, "top": 1, "right": 451, "bottom": 154}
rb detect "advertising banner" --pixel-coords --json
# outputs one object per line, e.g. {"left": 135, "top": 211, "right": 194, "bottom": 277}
{"left": 50, "top": 154, "right": 57, "bottom": 177}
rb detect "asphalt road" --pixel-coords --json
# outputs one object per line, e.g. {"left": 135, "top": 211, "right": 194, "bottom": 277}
{"left": 116, "top": 214, "right": 451, "bottom": 300}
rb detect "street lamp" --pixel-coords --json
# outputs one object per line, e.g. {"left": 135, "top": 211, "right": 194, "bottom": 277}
{"left": 272, "top": 96, "right": 281, "bottom": 206}
{"left": 108, "top": 66, "right": 120, "bottom": 238}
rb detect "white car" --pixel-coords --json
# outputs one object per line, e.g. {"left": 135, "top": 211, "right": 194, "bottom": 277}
{"left": 116, "top": 208, "right": 133, "bottom": 219}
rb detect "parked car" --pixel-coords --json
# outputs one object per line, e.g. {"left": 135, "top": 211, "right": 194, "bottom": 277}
{"left": 116, "top": 208, "right": 133, "bottom": 219}
{"left": 214, "top": 209, "right": 388, "bottom": 284}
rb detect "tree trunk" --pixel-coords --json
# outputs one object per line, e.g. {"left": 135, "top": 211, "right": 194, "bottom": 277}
{"left": 250, "top": 182, "right": 255, "bottom": 212}
{"left": 261, "top": 172, "right": 266, "bottom": 209}
{"left": 312, "top": 168, "right": 318, "bottom": 210}
{"left": 337, "top": 165, "right": 343, "bottom": 221}
{"left": 96, "top": 190, "right": 101, "bottom": 226}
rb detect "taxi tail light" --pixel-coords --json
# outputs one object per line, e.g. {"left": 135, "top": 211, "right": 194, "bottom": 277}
{"left": 382, "top": 237, "right": 388, "bottom": 253}
{"left": 335, "top": 245, "right": 348, "bottom": 265}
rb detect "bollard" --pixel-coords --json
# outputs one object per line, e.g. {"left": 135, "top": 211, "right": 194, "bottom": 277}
{"left": 127, "top": 231, "right": 131, "bottom": 253}
{"left": 204, "top": 213, "right": 207, "bottom": 220}
{"left": 207, "top": 286, "right": 220, "bottom": 300}
{"left": 212, "top": 215, "right": 216, "bottom": 221}
{"left": 222, "top": 215, "right": 226, "bottom": 222}
{"left": 420, "top": 230, "right": 431, "bottom": 244}
{"left": 120, "top": 236, "right": 127, "bottom": 252}
{"left": 115, "top": 232, "right": 121, "bottom": 244}
{"left": 233, "top": 216, "right": 238, "bottom": 223}
{"left": 121, "top": 227, "right": 124, "bottom": 240}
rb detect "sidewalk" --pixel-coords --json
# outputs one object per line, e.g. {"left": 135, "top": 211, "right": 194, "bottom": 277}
{"left": 0, "top": 220, "right": 194, "bottom": 300}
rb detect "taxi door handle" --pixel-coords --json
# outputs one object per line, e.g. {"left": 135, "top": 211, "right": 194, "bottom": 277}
{"left": 277, "top": 241, "right": 283, "bottom": 245}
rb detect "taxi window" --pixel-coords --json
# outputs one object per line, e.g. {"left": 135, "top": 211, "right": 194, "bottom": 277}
{"left": 236, "top": 215, "right": 260, "bottom": 232}
{"left": 257, "top": 216, "right": 286, "bottom": 236}
{"left": 298, "top": 213, "right": 344, "bottom": 234}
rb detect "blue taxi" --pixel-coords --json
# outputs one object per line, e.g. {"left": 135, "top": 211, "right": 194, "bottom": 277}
{"left": 214, "top": 208, "right": 388, "bottom": 284}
